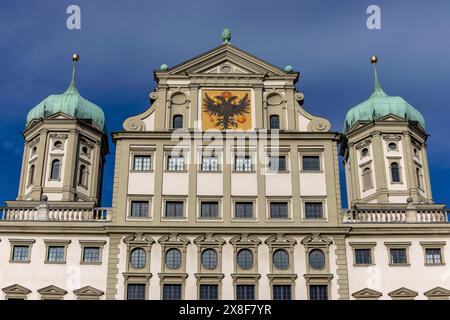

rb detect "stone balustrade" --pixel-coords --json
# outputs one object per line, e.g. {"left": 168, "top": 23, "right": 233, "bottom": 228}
{"left": 0, "top": 206, "right": 111, "bottom": 222}
{"left": 343, "top": 208, "right": 449, "bottom": 224}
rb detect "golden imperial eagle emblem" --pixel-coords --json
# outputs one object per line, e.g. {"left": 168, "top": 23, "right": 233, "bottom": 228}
{"left": 201, "top": 90, "right": 251, "bottom": 130}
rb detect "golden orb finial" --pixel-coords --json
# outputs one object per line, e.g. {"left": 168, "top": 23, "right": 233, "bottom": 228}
{"left": 370, "top": 55, "right": 378, "bottom": 64}
{"left": 72, "top": 53, "right": 80, "bottom": 62}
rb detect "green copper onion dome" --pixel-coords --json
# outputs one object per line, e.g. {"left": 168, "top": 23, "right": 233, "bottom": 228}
{"left": 26, "top": 54, "right": 105, "bottom": 131}
{"left": 343, "top": 56, "right": 425, "bottom": 133}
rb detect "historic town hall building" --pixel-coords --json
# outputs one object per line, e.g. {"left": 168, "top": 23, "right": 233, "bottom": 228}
{"left": 0, "top": 32, "right": 449, "bottom": 300}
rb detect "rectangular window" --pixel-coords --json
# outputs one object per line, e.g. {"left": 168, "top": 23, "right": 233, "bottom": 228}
{"left": 273, "top": 285, "right": 292, "bottom": 300}
{"left": 200, "top": 202, "right": 219, "bottom": 219}
{"left": 12, "top": 245, "right": 29, "bottom": 262}
{"left": 304, "top": 202, "right": 324, "bottom": 219}
{"left": 235, "top": 156, "right": 252, "bottom": 172}
{"left": 425, "top": 248, "right": 442, "bottom": 264}
{"left": 199, "top": 284, "right": 218, "bottom": 300}
{"left": 133, "top": 155, "right": 151, "bottom": 171}
{"left": 355, "top": 248, "right": 372, "bottom": 265}
{"left": 268, "top": 156, "right": 286, "bottom": 172}
{"left": 163, "top": 284, "right": 182, "bottom": 300}
{"left": 127, "top": 284, "right": 146, "bottom": 300}
{"left": 201, "top": 156, "right": 219, "bottom": 172}
{"left": 236, "top": 285, "right": 255, "bottom": 300}
{"left": 130, "top": 201, "right": 149, "bottom": 218}
{"left": 47, "top": 246, "right": 65, "bottom": 262}
{"left": 302, "top": 156, "right": 321, "bottom": 171}
{"left": 309, "top": 285, "right": 328, "bottom": 300}
{"left": 165, "top": 201, "right": 184, "bottom": 218}
{"left": 390, "top": 248, "right": 407, "bottom": 264}
{"left": 235, "top": 202, "right": 253, "bottom": 219}
{"left": 83, "top": 247, "right": 100, "bottom": 263}
{"left": 167, "top": 156, "right": 185, "bottom": 171}
{"left": 269, "top": 202, "right": 289, "bottom": 219}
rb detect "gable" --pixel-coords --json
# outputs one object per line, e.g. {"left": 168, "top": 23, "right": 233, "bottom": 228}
{"left": 424, "top": 287, "right": 450, "bottom": 297}
{"left": 388, "top": 287, "right": 418, "bottom": 298}
{"left": 38, "top": 285, "right": 68, "bottom": 296}
{"left": 160, "top": 44, "right": 291, "bottom": 78}
{"left": 73, "top": 286, "right": 104, "bottom": 297}
{"left": 352, "top": 288, "right": 382, "bottom": 299}
{"left": 2, "top": 284, "right": 31, "bottom": 295}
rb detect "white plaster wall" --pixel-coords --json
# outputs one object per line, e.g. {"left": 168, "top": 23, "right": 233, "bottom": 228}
{"left": 298, "top": 114, "right": 310, "bottom": 131}
{"left": 265, "top": 173, "right": 292, "bottom": 196}
{"left": 346, "top": 237, "right": 450, "bottom": 300}
{"left": 162, "top": 172, "right": 189, "bottom": 195}
{"left": 231, "top": 173, "right": 258, "bottom": 196}
{"left": 299, "top": 173, "right": 326, "bottom": 196}
{"left": 128, "top": 172, "right": 155, "bottom": 195}
{"left": 0, "top": 235, "right": 109, "bottom": 300}
{"left": 142, "top": 112, "right": 155, "bottom": 131}
{"left": 197, "top": 173, "right": 223, "bottom": 195}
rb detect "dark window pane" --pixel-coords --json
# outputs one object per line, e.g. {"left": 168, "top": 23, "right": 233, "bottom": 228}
{"left": 165, "top": 201, "right": 184, "bottom": 218}
{"left": 390, "top": 248, "right": 407, "bottom": 264}
{"left": 131, "top": 201, "right": 149, "bottom": 218}
{"left": 273, "top": 249, "right": 289, "bottom": 270}
{"left": 302, "top": 156, "right": 320, "bottom": 171}
{"left": 130, "top": 248, "right": 146, "bottom": 268}
{"left": 273, "top": 285, "right": 291, "bottom": 300}
{"left": 305, "top": 202, "right": 323, "bottom": 219}
{"left": 391, "top": 163, "right": 401, "bottom": 182}
{"left": 235, "top": 202, "right": 253, "bottom": 218}
{"left": 270, "top": 202, "right": 288, "bottom": 219}
{"left": 309, "top": 249, "right": 325, "bottom": 270}
{"left": 127, "top": 284, "right": 146, "bottom": 300}
{"left": 165, "top": 248, "right": 182, "bottom": 269}
{"left": 268, "top": 156, "right": 286, "bottom": 172}
{"left": 201, "top": 202, "right": 219, "bottom": 218}
{"left": 163, "top": 284, "right": 182, "bottom": 300}
{"left": 173, "top": 115, "right": 183, "bottom": 129}
{"left": 50, "top": 159, "right": 61, "bottom": 179}
{"left": 355, "top": 248, "right": 372, "bottom": 265}
{"left": 310, "top": 285, "right": 328, "bottom": 300}
{"left": 270, "top": 115, "right": 280, "bottom": 129}
{"left": 237, "top": 249, "right": 253, "bottom": 270}
{"left": 201, "top": 249, "right": 218, "bottom": 269}
{"left": 236, "top": 285, "right": 255, "bottom": 300}
{"left": 47, "top": 246, "right": 65, "bottom": 262}
{"left": 83, "top": 247, "right": 100, "bottom": 263}
{"left": 199, "top": 284, "right": 218, "bottom": 300}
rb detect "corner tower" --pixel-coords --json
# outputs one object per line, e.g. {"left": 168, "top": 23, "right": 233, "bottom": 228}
{"left": 15, "top": 54, "right": 108, "bottom": 205}
{"left": 341, "top": 56, "right": 433, "bottom": 207}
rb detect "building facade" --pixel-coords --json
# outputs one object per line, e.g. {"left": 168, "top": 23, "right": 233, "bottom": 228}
{"left": 0, "top": 35, "right": 449, "bottom": 300}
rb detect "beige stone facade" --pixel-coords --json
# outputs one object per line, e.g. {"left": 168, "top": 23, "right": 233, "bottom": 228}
{"left": 0, "top": 42, "right": 449, "bottom": 300}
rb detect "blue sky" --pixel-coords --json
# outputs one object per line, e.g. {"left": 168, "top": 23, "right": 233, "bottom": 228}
{"left": 0, "top": 0, "right": 449, "bottom": 207}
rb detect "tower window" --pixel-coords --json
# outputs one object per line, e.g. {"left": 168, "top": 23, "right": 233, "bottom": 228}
{"left": 269, "top": 115, "right": 280, "bottom": 129}
{"left": 31, "top": 146, "right": 37, "bottom": 155}
{"left": 362, "top": 167, "right": 372, "bottom": 190}
{"left": 388, "top": 142, "right": 397, "bottom": 151}
{"left": 390, "top": 162, "right": 401, "bottom": 183}
{"left": 50, "top": 159, "right": 61, "bottom": 180}
{"left": 361, "top": 148, "right": 369, "bottom": 157}
{"left": 28, "top": 164, "right": 35, "bottom": 186}
{"left": 172, "top": 115, "right": 183, "bottom": 129}
{"left": 416, "top": 168, "right": 422, "bottom": 189}
{"left": 78, "top": 165, "right": 87, "bottom": 186}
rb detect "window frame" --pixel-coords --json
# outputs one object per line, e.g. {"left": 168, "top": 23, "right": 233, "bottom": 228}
{"left": 388, "top": 159, "right": 403, "bottom": 184}
{"left": 267, "top": 199, "right": 291, "bottom": 221}
{"left": 198, "top": 199, "right": 221, "bottom": 220}
{"left": 420, "top": 241, "right": 446, "bottom": 266}
{"left": 9, "top": 239, "right": 35, "bottom": 264}
{"left": 44, "top": 240, "right": 71, "bottom": 264}
{"left": 129, "top": 146, "right": 156, "bottom": 172}
{"left": 301, "top": 155, "right": 322, "bottom": 172}
{"left": 163, "top": 198, "right": 187, "bottom": 220}
{"left": 385, "top": 242, "right": 411, "bottom": 266}
{"left": 233, "top": 199, "right": 256, "bottom": 220}
{"left": 349, "top": 242, "right": 376, "bottom": 267}
{"left": 132, "top": 155, "right": 152, "bottom": 172}
{"left": 127, "top": 196, "right": 152, "bottom": 221}
{"left": 79, "top": 240, "right": 106, "bottom": 265}
{"left": 302, "top": 198, "right": 327, "bottom": 221}
{"left": 49, "top": 157, "right": 62, "bottom": 181}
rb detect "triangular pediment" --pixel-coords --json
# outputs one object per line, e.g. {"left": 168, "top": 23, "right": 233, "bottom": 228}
{"left": 352, "top": 288, "right": 382, "bottom": 299}
{"left": 37, "top": 285, "right": 67, "bottom": 296}
{"left": 73, "top": 286, "right": 104, "bottom": 297}
{"left": 46, "top": 112, "right": 75, "bottom": 121}
{"left": 2, "top": 284, "right": 31, "bottom": 295}
{"left": 424, "top": 287, "right": 450, "bottom": 297}
{"left": 162, "top": 44, "right": 289, "bottom": 77}
{"left": 377, "top": 114, "right": 406, "bottom": 122}
{"left": 388, "top": 287, "right": 418, "bottom": 298}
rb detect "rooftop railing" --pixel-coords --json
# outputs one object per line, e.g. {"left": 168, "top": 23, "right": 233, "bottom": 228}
{"left": 0, "top": 206, "right": 111, "bottom": 222}
{"left": 343, "top": 208, "right": 449, "bottom": 224}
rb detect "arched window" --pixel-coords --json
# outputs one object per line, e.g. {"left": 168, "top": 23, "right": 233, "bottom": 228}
{"left": 78, "top": 165, "right": 86, "bottom": 186}
{"left": 201, "top": 249, "right": 218, "bottom": 270}
{"left": 362, "top": 167, "right": 372, "bottom": 189}
{"left": 391, "top": 162, "right": 401, "bottom": 183}
{"left": 28, "top": 164, "right": 35, "bottom": 185}
{"left": 50, "top": 159, "right": 60, "bottom": 180}
{"left": 172, "top": 115, "right": 183, "bottom": 129}
{"left": 269, "top": 115, "right": 280, "bottom": 129}
{"left": 237, "top": 249, "right": 253, "bottom": 270}
{"left": 165, "top": 248, "right": 182, "bottom": 269}
{"left": 130, "top": 248, "right": 146, "bottom": 269}
{"left": 309, "top": 249, "right": 325, "bottom": 270}
{"left": 273, "top": 249, "right": 289, "bottom": 270}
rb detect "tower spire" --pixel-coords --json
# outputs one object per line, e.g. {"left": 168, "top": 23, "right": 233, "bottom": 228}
{"left": 370, "top": 55, "right": 386, "bottom": 96}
